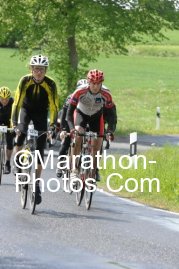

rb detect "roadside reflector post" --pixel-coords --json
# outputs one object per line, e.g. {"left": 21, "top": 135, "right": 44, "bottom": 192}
{"left": 130, "top": 132, "right": 137, "bottom": 157}
{"left": 156, "top": 106, "right": 160, "bottom": 130}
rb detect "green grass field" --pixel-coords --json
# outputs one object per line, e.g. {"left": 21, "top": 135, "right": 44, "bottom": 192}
{"left": 90, "top": 54, "right": 179, "bottom": 134}
{"left": 98, "top": 146, "right": 179, "bottom": 212}
{"left": 0, "top": 49, "right": 27, "bottom": 90}
{"left": 1, "top": 29, "right": 179, "bottom": 134}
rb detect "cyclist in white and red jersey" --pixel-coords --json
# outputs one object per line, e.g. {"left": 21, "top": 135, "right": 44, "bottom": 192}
{"left": 67, "top": 69, "right": 116, "bottom": 180}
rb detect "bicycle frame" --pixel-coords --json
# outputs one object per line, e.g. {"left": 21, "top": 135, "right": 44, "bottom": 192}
{"left": 75, "top": 131, "right": 103, "bottom": 209}
{"left": 18, "top": 125, "right": 38, "bottom": 213}
{"left": 0, "top": 126, "right": 13, "bottom": 184}
{"left": 60, "top": 130, "right": 109, "bottom": 209}
{"left": 17, "top": 123, "right": 54, "bottom": 214}
{"left": 18, "top": 124, "right": 50, "bottom": 214}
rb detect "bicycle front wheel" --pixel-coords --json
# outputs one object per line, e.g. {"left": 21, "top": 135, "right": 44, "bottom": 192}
{"left": 0, "top": 148, "right": 4, "bottom": 185}
{"left": 85, "top": 186, "right": 93, "bottom": 210}
{"left": 84, "top": 170, "right": 96, "bottom": 210}
{"left": 29, "top": 182, "right": 36, "bottom": 215}
{"left": 66, "top": 169, "right": 73, "bottom": 194}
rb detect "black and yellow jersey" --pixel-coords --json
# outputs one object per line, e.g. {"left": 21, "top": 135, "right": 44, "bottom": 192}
{"left": 0, "top": 97, "right": 14, "bottom": 127}
{"left": 11, "top": 74, "right": 59, "bottom": 126}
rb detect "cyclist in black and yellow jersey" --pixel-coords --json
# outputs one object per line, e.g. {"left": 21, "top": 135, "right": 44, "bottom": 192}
{"left": 0, "top": 87, "right": 14, "bottom": 174}
{"left": 11, "top": 55, "right": 58, "bottom": 204}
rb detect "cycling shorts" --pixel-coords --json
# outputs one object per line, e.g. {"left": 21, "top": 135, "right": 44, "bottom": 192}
{"left": 16, "top": 107, "right": 48, "bottom": 163}
{"left": 74, "top": 109, "right": 104, "bottom": 135}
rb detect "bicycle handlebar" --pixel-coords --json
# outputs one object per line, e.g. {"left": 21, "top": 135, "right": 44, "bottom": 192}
{"left": 0, "top": 126, "right": 14, "bottom": 133}
{"left": 61, "top": 130, "right": 112, "bottom": 144}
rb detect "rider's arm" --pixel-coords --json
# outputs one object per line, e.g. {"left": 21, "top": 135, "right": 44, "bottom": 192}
{"left": 102, "top": 90, "right": 117, "bottom": 133}
{"left": 11, "top": 76, "right": 27, "bottom": 127}
{"left": 104, "top": 104, "right": 117, "bottom": 133}
{"left": 46, "top": 78, "right": 59, "bottom": 126}
{"left": 60, "top": 105, "right": 68, "bottom": 129}
{"left": 62, "top": 94, "right": 72, "bottom": 129}
{"left": 66, "top": 90, "right": 79, "bottom": 130}
{"left": 66, "top": 103, "right": 76, "bottom": 130}
{"left": 104, "top": 105, "right": 117, "bottom": 133}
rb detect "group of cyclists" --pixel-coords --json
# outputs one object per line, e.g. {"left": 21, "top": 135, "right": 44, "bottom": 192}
{"left": 0, "top": 54, "right": 117, "bottom": 205}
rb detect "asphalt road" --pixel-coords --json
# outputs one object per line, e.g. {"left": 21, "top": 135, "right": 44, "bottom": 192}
{"left": 108, "top": 134, "right": 179, "bottom": 154}
{"left": 51, "top": 134, "right": 179, "bottom": 155}
{"left": 0, "top": 135, "right": 179, "bottom": 269}
{"left": 0, "top": 145, "right": 179, "bottom": 269}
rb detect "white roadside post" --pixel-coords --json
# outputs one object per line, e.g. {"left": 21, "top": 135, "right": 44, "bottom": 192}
{"left": 130, "top": 132, "right": 137, "bottom": 157}
{"left": 156, "top": 106, "right": 160, "bottom": 130}
{"left": 130, "top": 132, "right": 137, "bottom": 167}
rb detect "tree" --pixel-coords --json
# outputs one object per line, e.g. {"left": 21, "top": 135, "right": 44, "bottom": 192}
{"left": 0, "top": 0, "right": 178, "bottom": 102}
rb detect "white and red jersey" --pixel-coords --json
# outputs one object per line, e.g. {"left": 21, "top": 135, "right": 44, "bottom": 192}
{"left": 69, "top": 86, "right": 114, "bottom": 116}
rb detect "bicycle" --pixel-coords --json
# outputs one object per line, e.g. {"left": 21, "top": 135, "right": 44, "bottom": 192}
{"left": 0, "top": 125, "right": 13, "bottom": 185}
{"left": 58, "top": 130, "right": 110, "bottom": 209}
{"left": 56, "top": 131, "right": 73, "bottom": 194}
{"left": 15, "top": 124, "right": 52, "bottom": 214}
{"left": 73, "top": 131, "right": 106, "bottom": 210}
{"left": 58, "top": 131, "right": 90, "bottom": 195}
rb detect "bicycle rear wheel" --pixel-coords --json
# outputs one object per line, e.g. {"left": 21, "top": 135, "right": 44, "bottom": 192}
{"left": 20, "top": 174, "right": 28, "bottom": 209}
{"left": 0, "top": 148, "right": 4, "bottom": 185}
{"left": 75, "top": 176, "right": 85, "bottom": 206}
{"left": 0, "top": 147, "right": 5, "bottom": 185}
{"left": 65, "top": 146, "right": 73, "bottom": 194}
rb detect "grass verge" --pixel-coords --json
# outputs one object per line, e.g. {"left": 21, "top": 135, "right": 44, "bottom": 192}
{"left": 98, "top": 146, "right": 179, "bottom": 212}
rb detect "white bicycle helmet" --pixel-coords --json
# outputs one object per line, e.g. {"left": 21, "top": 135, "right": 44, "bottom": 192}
{"left": 30, "top": 54, "right": 49, "bottom": 66}
{"left": 76, "top": 79, "right": 88, "bottom": 88}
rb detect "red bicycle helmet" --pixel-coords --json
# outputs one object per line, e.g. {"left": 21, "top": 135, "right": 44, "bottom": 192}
{"left": 87, "top": 69, "right": 104, "bottom": 83}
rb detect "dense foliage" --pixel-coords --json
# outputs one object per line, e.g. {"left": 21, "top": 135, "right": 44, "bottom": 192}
{"left": 0, "top": 0, "right": 178, "bottom": 98}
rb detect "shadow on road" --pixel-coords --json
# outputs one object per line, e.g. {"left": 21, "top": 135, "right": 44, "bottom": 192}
{"left": 36, "top": 209, "right": 129, "bottom": 224}
{"left": 0, "top": 256, "right": 48, "bottom": 269}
